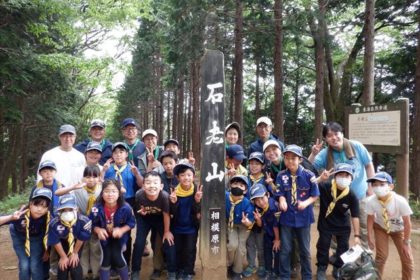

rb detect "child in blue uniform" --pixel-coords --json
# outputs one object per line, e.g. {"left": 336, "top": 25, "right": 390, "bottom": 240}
{"left": 48, "top": 194, "right": 91, "bottom": 280}
{"left": 169, "top": 163, "right": 202, "bottom": 279}
{"left": 276, "top": 145, "right": 319, "bottom": 280}
{"left": 0, "top": 188, "right": 52, "bottom": 280}
{"left": 250, "top": 184, "right": 281, "bottom": 279}
{"left": 90, "top": 179, "right": 136, "bottom": 280}
{"left": 225, "top": 175, "right": 255, "bottom": 280}
{"left": 159, "top": 150, "right": 179, "bottom": 193}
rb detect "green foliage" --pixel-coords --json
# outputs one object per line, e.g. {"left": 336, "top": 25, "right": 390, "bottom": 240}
{"left": 409, "top": 194, "right": 420, "bottom": 220}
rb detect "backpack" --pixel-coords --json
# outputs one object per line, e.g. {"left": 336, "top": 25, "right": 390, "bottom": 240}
{"left": 337, "top": 248, "right": 379, "bottom": 280}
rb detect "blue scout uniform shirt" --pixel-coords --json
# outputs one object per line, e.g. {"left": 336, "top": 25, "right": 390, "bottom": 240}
{"left": 75, "top": 139, "right": 113, "bottom": 165}
{"left": 225, "top": 191, "right": 255, "bottom": 225}
{"left": 4, "top": 215, "right": 48, "bottom": 237}
{"left": 47, "top": 214, "right": 91, "bottom": 246}
{"left": 276, "top": 165, "right": 319, "bottom": 228}
{"left": 170, "top": 184, "right": 201, "bottom": 235}
{"left": 89, "top": 202, "right": 136, "bottom": 247}
{"left": 248, "top": 134, "right": 285, "bottom": 155}
{"left": 104, "top": 163, "right": 140, "bottom": 199}
{"left": 258, "top": 197, "right": 280, "bottom": 239}
{"left": 161, "top": 172, "right": 179, "bottom": 193}
{"left": 313, "top": 140, "right": 372, "bottom": 200}
{"left": 124, "top": 139, "right": 146, "bottom": 167}
{"left": 30, "top": 179, "right": 63, "bottom": 216}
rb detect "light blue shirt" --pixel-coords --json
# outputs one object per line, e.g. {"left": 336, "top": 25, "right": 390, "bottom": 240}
{"left": 313, "top": 140, "right": 372, "bottom": 199}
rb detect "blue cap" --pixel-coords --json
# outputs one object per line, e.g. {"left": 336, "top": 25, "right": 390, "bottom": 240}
{"left": 38, "top": 160, "right": 57, "bottom": 173}
{"left": 248, "top": 152, "right": 264, "bottom": 164}
{"left": 121, "top": 118, "right": 138, "bottom": 128}
{"left": 283, "top": 144, "right": 303, "bottom": 158}
{"left": 229, "top": 175, "right": 249, "bottom": 187}
{"left": 173, "top": 162, "right": 195, "bottom": 176}
{"left": 332, "top": 163, "right": 354, "bottom": 177}
{"left": 164, "top": 139, "right": 179, "bottom": 148}
{"left": 57, "top": 194, "right": 77, "bottom": 210}
{"left": 226, "top": 144, "right": 246, "bottom": 161}
{"left": 367, "top": 172, "right": 393, "bottom": 184}
{"left": 31, "top": 187, "right": 52, "bottom": 201}
{"left": 59, "top": 124, "right": 76, "bottom": 136}
{"left": 86, "top": 142, "right": 102, "bottom": 153}
{"left": 249, "top": 183, "right": 267, "bottom": 200}
{"left": 112, "top": 142, "right": 128, "bottom": 151}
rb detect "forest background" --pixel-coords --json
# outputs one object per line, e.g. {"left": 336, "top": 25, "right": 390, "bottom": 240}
{"left": 1, "top": 0, "right": 420, "bottom": 208}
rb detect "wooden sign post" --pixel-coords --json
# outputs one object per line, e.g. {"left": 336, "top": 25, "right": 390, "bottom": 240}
{"left": 199, "top": 49, "right": 227, "bottom": 279}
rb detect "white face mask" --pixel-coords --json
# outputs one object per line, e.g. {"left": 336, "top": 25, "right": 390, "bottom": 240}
{"left": 60, "top": 211, "right": 76, "bottom": 223}
{"left": 373, "top": 185, "right": 390, "bottom": 198}
{"left": 335, "top": 177, "right": 352, "bottom": 189}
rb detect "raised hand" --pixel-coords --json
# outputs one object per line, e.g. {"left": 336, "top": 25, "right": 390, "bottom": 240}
{"left": 194, "top": 185, "right": 203, "bottom": 203}
{"left": 188, "top": 151, "right": 196, "bottom": 165}
{"left": 311, "top": 138, "right": 324, "bottom": 156}
{"left": 146, "top": 147, "right": 154, "bottom": 163}
{"left": 103, "top": 158, "right": 113, "bottom": 172}
{"left": 253, "top": 210, "right": 261, "bottom": 222}
{"left": 12, "top": 206, "right": 28, "bottom": 220}
{"left": 130, "top": 160, "right": 139, "bottom": 175}
{"left": 319, "top": 168, "right": 334, "bottom": 182}
{"left": 169, "top": 188, "right": 177, "bottom": 204}
{"left": 241, "top": 212, "right": 251, "bottom": 226}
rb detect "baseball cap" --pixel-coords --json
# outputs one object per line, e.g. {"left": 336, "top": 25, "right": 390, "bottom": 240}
{"left": 163, "top": 139, "right": 179, "bottom": 148}
{"left": 256, "top": 116, "right": 272, "bottom": 127}
{"left": 225, "top": 122, "right": 241, "bottom": 138}
{"left": 90, "top": 119, "right": 105, "bottom": 129}
{"left": 57, "top": 194, "right": 77, "bottom": 210}
{"left": 226, "top": 144, "right": 246, "bottom": 161}
{"left": 59, "top": 124, "right": 76, "bottom": 136}
{"left": 31, "top": 187, "right": 52, "bottom": 201}
{"left": 142, "top": 128, "right": 158, "bottom": 139}
{"left": 86, "top": 142, "right": 102, "bottom": 153}
{"left": 367, "top": 172, "right": 393, "bottom": 184}
{"left": 173, "top": 162, "right": 195, "bottom": 176}
{"left": 248, "top": 152, "right": 264, "bottom": 164}
{"left": 229, "top": 175, "right": 249, "bottom": 187}
{"left": 331, "top": 163, "right": 354, "bottom": 177}
{"left": 283, "top": 144, "right": 303, "bottom": 158}
{"left": 250, "top": 183, "right": 267, "bottom": 200}
{"left": 38, "top": 160, "right": 57, "bottom": 173}
{"left": 121, "top": 118, "right": 138, "bottom": 128}
{"left": 263, "top": 140, "right": 280, "bottom": 152}
{"left": 112, "top": 142, "right": 128, "bottom": 151}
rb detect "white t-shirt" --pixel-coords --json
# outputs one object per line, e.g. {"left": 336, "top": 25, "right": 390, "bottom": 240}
{"left": 38, "top": 146, "right": 86, "bottom": 187}
{"left": 366, "top": 191, "right": 413, "bottom": 232}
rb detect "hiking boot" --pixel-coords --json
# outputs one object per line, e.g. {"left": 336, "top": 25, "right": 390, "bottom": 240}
{"left": 316, "top": 266, "right": 327, "bottom": 280}
{"left": 242, "top": 266, "right": 256, "bottom": 277}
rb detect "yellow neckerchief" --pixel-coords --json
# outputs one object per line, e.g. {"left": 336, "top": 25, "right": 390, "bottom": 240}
{"left": 113, "top": 164, "right": 127, "bottom": 188}
{"left": 250, "top": 173, "right": 264, "bottom": 184}
{"left": 378, "top": 193, "right": 393, "bottom": 233}
{"left": 261, "top": 203, "right": 269, "bottom": 216}
{"left": 291, "top": 174, "right": 297, "bottom": 205}
{"left": 61, "top": 216, "right": 77, "bottom": 255}
{"left": 228, "top": 194, "right": 243, "bottom": 229}
{"left": 325, "top": 179, "right": 350, "bottom": 217}
{"left": 84, "top": 184, "right": 99, "bottom": 215}
{"left": 175, "top": 184, "right": 194, "bottom": 197}
{"left": 25, "top": 210, "right": 50, "bottom": 256}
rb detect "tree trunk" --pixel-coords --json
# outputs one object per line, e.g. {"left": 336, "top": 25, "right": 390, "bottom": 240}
{"left": 255, "top": 55, "right": 261, "bottom": 118}
{"left": 230, "top": 58, "right": 235, "bottom": 123}
{"left": 273, "top": 0, "right": 284, "bottom": 139}
{"left": 192, "top": 60, "right": 201, "bottom": 167}
{"left": 233, "top": 0, "right": 244, "bottom": 143}
{"left": 172, "top": 89, "right": 178, "bottom": 139}
{"left": 176, "top": 77, "right": 184, "bottom": 145}
{"left": 166, "top": 91, "right": 171, "bottom": 139}
{"left": 411, "top": 12, "right": 420, "bottom": 198}
{"left": 362, "top": 0, "right": 375, "bottom": 106}
{"left": 315, "top": 0, "right": 326, "bottom": 140}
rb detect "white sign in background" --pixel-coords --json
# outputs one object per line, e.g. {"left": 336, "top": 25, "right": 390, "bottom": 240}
{"left": 348, "top": 110, "right": 401, "bottom": 146}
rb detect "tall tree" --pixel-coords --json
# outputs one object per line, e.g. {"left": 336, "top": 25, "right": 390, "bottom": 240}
{"left": 362, "top": 0, "right": 375, "bottom": 106}
{"left": 273, "top": 0, "right": 284, "bottom": 139}
{"left": 233, "top": 0, "right": 244, "bottom": 141}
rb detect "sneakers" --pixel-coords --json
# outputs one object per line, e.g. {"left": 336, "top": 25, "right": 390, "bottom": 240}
{"left": 232, "top": 272, "right": 242, "bottom": 280}
{"left": 257, "top": 266, "right": 266, "bottom": 278}
{"left": 131, "top": 270, "right": 140, "bottom": 280}
{"left": 184, "top": 275, "right": 194, "bottom": 280}
{"left": 242, "top": 266, "right": 256, "bottom": 277}
{"left": 168, "top": 272, "right": 177, "bottom": 280}
{"left": 150, "top": 269, "right": 161, "bottom": 280}
{"left": 316, "top": 266, "right": 327, "bottom": 280}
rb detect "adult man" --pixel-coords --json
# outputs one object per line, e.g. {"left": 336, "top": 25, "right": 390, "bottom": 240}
{"left": 121, "top": 118, "right": 146, "bottom": 167}
{"left": 38, "top": 124, "right": 86, "bottom": 187}
{"left": 248, "top": 116, "right": 285, "bottom": 155}
{"left": 75, "top": 119, "right": 113, "bottom": 165}
{"left": 308, "top": 121, "right": 375, "bottom": 245}
{"left": 138, "top": 129, "right": 163, "bottom": 176}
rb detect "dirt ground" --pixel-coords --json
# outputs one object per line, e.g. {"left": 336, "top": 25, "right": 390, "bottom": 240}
{"left": 1, "top": 208, "right": 419, "bottom": 280}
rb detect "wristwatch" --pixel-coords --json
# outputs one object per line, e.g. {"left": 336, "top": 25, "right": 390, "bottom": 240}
{"left": 403, "top": 239, "right": 411, "bottom": 245}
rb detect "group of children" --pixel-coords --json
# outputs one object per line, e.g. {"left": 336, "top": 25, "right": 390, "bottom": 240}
{"left": 0, "top": 117, "right": 415, "bottom": 280}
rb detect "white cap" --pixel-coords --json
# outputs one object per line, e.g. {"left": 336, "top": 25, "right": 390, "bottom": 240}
{"left": 263, "top": 139, "right": 280, "bottom": 152}
{"left": 142, "top": 128, "right": 158, "bottom": 139}
{"left": 256, "top": 116, "right": 272, "bottom": 127}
